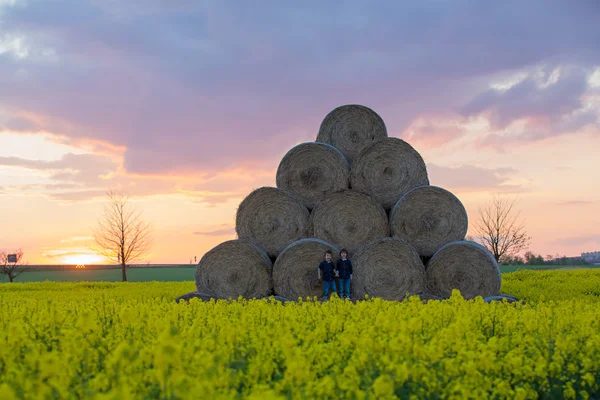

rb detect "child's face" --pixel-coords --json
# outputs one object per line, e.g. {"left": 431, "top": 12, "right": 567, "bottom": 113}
{"left": 325, "top": 253, "right": 332, "bottom": 261}
{"left": 341, "top": 252, "right": 347, "bottom": 259}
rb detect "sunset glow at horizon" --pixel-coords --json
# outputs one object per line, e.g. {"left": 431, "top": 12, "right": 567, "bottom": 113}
{"left": 1, "top": 2, "right": 599, "bottom": 264}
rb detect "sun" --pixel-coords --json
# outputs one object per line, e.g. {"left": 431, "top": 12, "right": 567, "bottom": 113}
{"left": 61, "top": 253, "right": 105, "bottom": 265}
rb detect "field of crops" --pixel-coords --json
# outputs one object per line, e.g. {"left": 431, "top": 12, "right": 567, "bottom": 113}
{"left": 1, "top": 270, "right": 600, "bottom": 399}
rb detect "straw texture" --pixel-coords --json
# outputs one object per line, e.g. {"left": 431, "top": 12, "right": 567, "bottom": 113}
{"left": 316, "top": 104, "right": 387, "bottom": 163}
{"left": 390, "top": 186, "right": 468, "bottom": 257}
{"left": 426, "top": 241, "right": 501, "bottom": 300}
{"left": 352, "top": 237, "right": 426, "bottom": 301}
{"left": 351, "top": 137, "right": 429, "bottom": 209}
{"left": 309, "top": 190, "right": 389, "bottom": 255}
{"left": 195, "top": 240, "right": 273, "bottom": 299}
{"left": 236, "top": 187, "right": 310, "bottom": 257}
{"left": 276, "top": 142, "right": 350, "bottom": 209}
{"left": 272, "top": 238, "right": 339, "bottom": 299}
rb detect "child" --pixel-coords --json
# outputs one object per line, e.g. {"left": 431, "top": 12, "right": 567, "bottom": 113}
{"left": 336, "top": 248, "right": 353, "bottom": 300}
{"left": 317, "top": 250, "right": 338, "bottom": 300}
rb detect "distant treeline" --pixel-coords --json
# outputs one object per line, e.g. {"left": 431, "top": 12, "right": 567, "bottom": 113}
{"left": 501, "top": 252, "right": 589, "bottom": 266}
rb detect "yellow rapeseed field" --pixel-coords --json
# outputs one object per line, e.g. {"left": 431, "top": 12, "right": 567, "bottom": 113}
{"left": 1, "top": 270, "right": 600, "bottom": 399}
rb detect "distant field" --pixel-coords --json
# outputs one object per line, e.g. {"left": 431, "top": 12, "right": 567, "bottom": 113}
{"left": 498, "top": 264, "right": 597, "bottom": 273}
{"left": 0, "top": 266, "right": 196, "bottom": 283}
{"left": 2, "top": 264, "right": 597, "bottom": 283}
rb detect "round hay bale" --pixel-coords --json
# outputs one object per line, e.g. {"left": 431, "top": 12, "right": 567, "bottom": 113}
{"left": 236, "top": 187, "right": 310, "bottom": 257}
{"left": 426, "top": 241, "right": 501, "bottom": 300}
{"left": 316, "top": 104, "right": 387, "bottom": 163}
{"left": 352, "top": 237, "right": 426, "bottom": 301}
{"left": 276, "top": 142, "right": 350, "bottom": 209}
{"left": 390, "top": 186, "right": 468, "bottom": 257}
{"left": 350, "top": 137, "right": 429, "bottom": 209}
{"left": 273, "top": 238, "right": 339, "bottom": 299}
{"left": 309, "top": 190, "right": 389, "bottom": 255}
{"left": 195, "top": 240, "right": 272, "bottom": 299}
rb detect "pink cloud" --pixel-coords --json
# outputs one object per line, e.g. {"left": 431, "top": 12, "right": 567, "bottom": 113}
{"left": 400, "top": 116, "right": 469, "bottom": 147}
{"left": 427, "top": 163, "right": 525, "bottom": 193}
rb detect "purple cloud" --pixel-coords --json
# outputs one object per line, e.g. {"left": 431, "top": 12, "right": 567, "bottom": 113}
{"left": 0, "top": 0, "right": 599, "bottom": 174}
{"left": 461, "top": 67, "right": 590, "bottom": 129}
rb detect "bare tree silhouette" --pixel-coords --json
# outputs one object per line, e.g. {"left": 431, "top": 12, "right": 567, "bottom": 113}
{"left": 1, "top": 249, "right": 26, "bottom": 282}
{"left": 474, "top": 194, "right": 531, "bottom": 263}
{"left": 93, "top": 190, "right": 152, "bottom": 282}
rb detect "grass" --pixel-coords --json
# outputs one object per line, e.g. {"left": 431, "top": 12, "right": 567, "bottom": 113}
{"left": 1, "top": 264, "right": 596, "bottom": 283}
{"left": 498, "top": 264, "right": 596, "bottom": 273}
{"left": 0, "top": 266, "right": 196, "bottom": 283}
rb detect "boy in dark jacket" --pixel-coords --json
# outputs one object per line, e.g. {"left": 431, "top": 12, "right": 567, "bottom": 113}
{"left": 317, "top": 250, "right": 338, "bottom": 300}
{"left": 336, "top": 248, "right": 353, "bottom": 299}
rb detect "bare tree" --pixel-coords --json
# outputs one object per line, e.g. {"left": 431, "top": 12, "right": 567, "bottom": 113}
{"left": 473, "top": 194, "right": 531, "bottom": 263}
{"left": 0, "top": 249, "right": 26, "bottom": 282}
{"left": 93, "top": 190, "right": 152, "bottom": 281}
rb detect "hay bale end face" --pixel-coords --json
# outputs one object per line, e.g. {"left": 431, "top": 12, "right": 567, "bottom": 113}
{"left": 195, "top": 240, "right": 272, "bottom": 299}
{"left": 309, "top": 190, "right": 389, "bottom": 255}
{"left": 352, "top": 237, "right": 426, "bottom": 301}
{"left": 276, "top": 142, "right": 350, "bottom": 209}
{"left": 351, "top": 137, "right": 429, "bottom": 209}
{"left": 390, "top": 186, "right": 468, "bottom": 257}
{"left": 316, "top": 104, "right": 388, "bottom": 164}
{"left": 236, "top": 187, "right": 310, "bottom": 257}
{"left": 273, "top": 238, "right": 339, "bottom": 299}
{"left": 426, "top": 241, "right": 501, "bottom": 300}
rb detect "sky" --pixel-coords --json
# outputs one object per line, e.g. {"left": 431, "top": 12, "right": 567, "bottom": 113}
{"left": 0, "top": 0, "right": 599, "bottom": 264}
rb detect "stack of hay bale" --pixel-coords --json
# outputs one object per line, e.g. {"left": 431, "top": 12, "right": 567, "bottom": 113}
{"left": 193, "top": 105, "right": 501, "bottom": 302}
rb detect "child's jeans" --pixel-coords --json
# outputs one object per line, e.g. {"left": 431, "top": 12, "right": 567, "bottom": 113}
{"left": 338, "top": 278, "right": 351, "bottom": 298}
{"left": 323, "top": 280, "right": 337, "bottom": 299}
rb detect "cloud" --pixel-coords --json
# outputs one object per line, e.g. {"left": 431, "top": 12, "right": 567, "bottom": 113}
{"left": 0, "top": 149, "right": 274, "bottom": 203}
{"left": 1, "top": 0, "right": 599, "bottom": 173}
{"left": 59, "top": 236, "right": 94, "bottom": 243}
{"left": 41, "top": 248, "right": 97, "bottom": 259}
{"left": 0, "top": 152, "right": 119, "bottom": 184}
{"left": 461, "top": 67, "right": 591, "bottom": 128}
{"left": 555, "top": 235, "right": 600, "bottom": 247}
{"left": 193, "top": 224, "right": 236, "bottom": 237}
{"left": 427, "top": 163, "right": 524, "bottom": 193}
{"left": 460, "top": 67, "right": 600, "bottom": 150}
{"left": 557, "top": 200, "right": 596, "bottom": 206}
{"left": 3, "top": 116, "right": 39, "bottom": 131}
{"left": 401, "top": 116, "right": 469, "bottom": 147}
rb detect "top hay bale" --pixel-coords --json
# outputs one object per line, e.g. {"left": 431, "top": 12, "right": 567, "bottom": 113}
{"left": 426, "top": 241, "right": 501, "bottom": 300}
{"left": 309, "top": 190, "right": 389, "bottom": 255}
{"left": 351, "top": 137, "right": 429, "bottom": 209}
{"left": 276, "top": 142, "right": 350, "bottom": 209}
{"left": 236, "top": 187, "right": 310, "bottom": 258}
{"left": 316, "top": 104, "right": 388, "bottom": 164}
{"left": 390, "top": 186, "right": 468, "bottom": 257}
{"left": 195, "top": 239, "right": 272, "bottom": 299}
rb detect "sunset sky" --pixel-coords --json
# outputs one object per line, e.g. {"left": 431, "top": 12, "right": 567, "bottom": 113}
{"left": 1, "top": 1, "right": 599, "bottom": 264}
